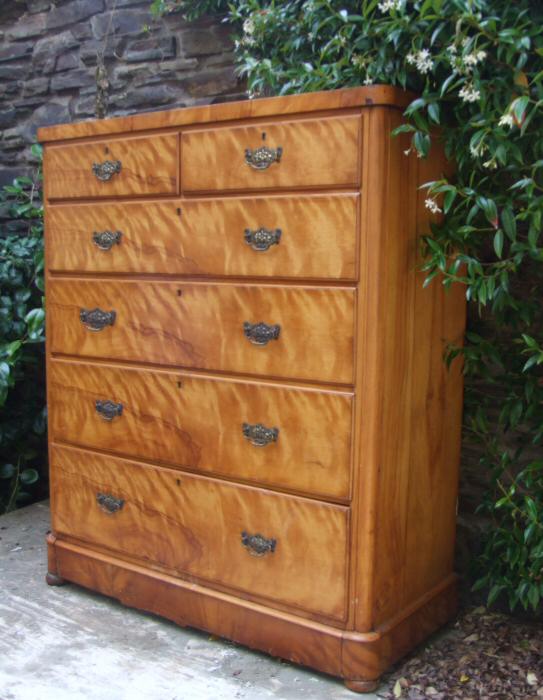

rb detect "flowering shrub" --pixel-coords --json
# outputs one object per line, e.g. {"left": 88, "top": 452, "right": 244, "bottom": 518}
{"left": 153, "top": 0, "right": 543, "bottom": 613}
{"left": 0, "top": 145, "right": 46, "bottom": 514}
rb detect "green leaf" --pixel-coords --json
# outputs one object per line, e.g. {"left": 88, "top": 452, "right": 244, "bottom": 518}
{"left": 493, "top": 229, "right": 504, "bottom": 258}
{"left": 20, "top": 468, "right": 39, "bottom": 486}
{"left": 0, "top": 463, "right": 15, "bottom": 479}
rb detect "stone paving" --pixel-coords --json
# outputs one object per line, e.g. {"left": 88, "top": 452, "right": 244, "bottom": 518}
{"left": 0, "top": 501, "right": 383, "bottom": 700}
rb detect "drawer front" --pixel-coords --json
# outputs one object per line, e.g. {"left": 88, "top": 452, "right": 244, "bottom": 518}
{"left": 49, "top": 360, "right": 353, "bottom": 500}
{"left": 48, "top": 280, "right": 356, "bottom": 384}
{"left": 44, "top": 134, "right": 178, "bottom": 200}
{"left": 46, "top": 195, "right": 359, "bottom": 280}
{"left": 51, "top": 444, "right": 349, "bottom": 620}
{"left": 181, "top": 116, "right": 361, "bottom": 192}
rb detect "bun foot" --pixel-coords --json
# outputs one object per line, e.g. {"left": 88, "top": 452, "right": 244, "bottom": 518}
{"left": 344, "top": 678, "right": 380, "bottom": 693}
{"left": 46, "top": 572, "right": 65, "bottom": 586}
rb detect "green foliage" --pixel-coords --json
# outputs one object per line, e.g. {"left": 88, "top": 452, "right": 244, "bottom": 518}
{"left": 154, "top": 0, "right": 543, "bottom": 612}
{"left": 0, "top": 144, "right": 46, "bottom": 514}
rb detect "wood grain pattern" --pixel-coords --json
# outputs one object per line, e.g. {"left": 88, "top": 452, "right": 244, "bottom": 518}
{"left": 38, "top": 85, "right": 413, "bottom": 143}
{"left": 46, "top": 194, "right": 359, "bottom": 280}
{"left": 48, "top": 359, "right": 354, "bottom": 500}
{"left": 48, "top": 279, "right": 356, "bottom": 384}
{"left": 47, "top": 534, "right": 456, "bottom": 684}
{"left": 50, "top": 444, "right": 350, "bottom": 620}
{"left": 44, "top": 133, "right": 178, "bottom": 200}
{"left": 181, "top": 116, "right": 361, "bottom": 192}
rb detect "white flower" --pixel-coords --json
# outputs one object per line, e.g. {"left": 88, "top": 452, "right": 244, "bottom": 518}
{"left": 351, "top": 54, "right": 366, "bottom": 68}
{"left": 425, "top": 198, "right": 442, "bottom": 215}
{"left": 499, "top": 113, "right": 514, "bottom": 128}
{"left": 364, "top": 75, "right": 374, "bottom": 85}
{"left": 463, "top": 50, "right": 487, "bottom": 70}
{"left": 483, "top": 158, "right": 498, "bottom": 170}
{"left": 406, "top": 49, "right": 433, "bottom": 74}
{"left": 243, "top": 18, "right": 255, "bottom": 36}
{"left": 378, "top": 0, "right": 402, "bottom": 11}
{"left": 446, "top": 44, "right": 458, "bottom": 56}
{"left": 470, "top": 141, "right": 488, "bottom": 158}
{"left": 459, "top": 83, "right": 481, "bottom": 103}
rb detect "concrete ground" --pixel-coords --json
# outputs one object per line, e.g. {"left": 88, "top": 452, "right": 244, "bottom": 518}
{"left": 0, "top": 501, "right": 385, "bottom": 700}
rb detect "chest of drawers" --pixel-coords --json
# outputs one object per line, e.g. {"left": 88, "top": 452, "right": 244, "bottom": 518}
{"left": 40, "top": 86, "right": 466, "bottom": 693}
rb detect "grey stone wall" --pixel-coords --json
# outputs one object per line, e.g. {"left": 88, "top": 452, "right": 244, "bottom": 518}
{"left": 0, "top": 0, "right": 242, "bottom": 187}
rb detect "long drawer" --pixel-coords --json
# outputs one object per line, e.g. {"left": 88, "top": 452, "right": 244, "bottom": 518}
{"left": 44, "top": 133, "right": 179, "bottom": 200}
{"left": 48, "top": 280, "right": 356, "bottom": 384}
{"left": 49, "top": 360, "right": 353, "bottom": 500}
{"left": 181, "top": 116, "right": 362, "bottom": 192}
{"left": 51, "top": 444, "right": 350, "bottom": 621}
{"left": 46, "top": 194, "right": 359, "bottom": 280}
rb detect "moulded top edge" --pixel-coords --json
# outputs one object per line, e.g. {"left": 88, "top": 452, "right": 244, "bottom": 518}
{"left": 37, "top": 85, "right": 415, "bottom": 143}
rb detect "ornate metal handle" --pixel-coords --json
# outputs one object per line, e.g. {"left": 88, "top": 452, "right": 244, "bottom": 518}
{"left": 93, "top": 230, "right": 122, "bottom": 251}
{"left": 241, "top": 531, "right": 277, "bottom": 557}
{"left": 245, "top": 146, "right": 282, "bottom": 170}
{"left": 95, "top": 399, "right": 123, "bottom": 421}
{"left": 244, "top": 227, "right": 282, "bottom": 252}
{"left": 92, "top": 159, "right": 122, "bottom": 182}
{"left": 80, "top": 307, "right": 116, "bottom": 331}
{"left": 242, "top": 423, "right": 279, "bottom": 447}
{"left": 243, "top": 322, "right": 280, "bottom": 346}
{"left": 96, "top": 492, "right": 124, "bottom": 514}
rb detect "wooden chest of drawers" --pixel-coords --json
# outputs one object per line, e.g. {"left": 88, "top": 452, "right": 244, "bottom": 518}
{"left": 40, "top": 86, "right": 466, "bottom": 692}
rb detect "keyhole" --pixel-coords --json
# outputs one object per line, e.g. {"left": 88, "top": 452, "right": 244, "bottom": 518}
{"left": 104, "top": 146, "right": 109, "bottom": 154}
{"left": 177, "top": 380, "right": 182, "bottom": 389}
{"left": 262, "top": 132, "right": 266, "bottom": 141}
{"left": 176, "top": 479, "right": 181, "bottom": 486}
{"left": 177, "top": 289, "right": 182, "bottom": 297}
{"left": 177, "top": 207, "right": 182, "bottom": 216}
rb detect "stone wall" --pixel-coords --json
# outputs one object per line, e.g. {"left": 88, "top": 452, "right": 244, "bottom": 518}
{"left": 0, "top": 0, "right": 242, "bottom": 188}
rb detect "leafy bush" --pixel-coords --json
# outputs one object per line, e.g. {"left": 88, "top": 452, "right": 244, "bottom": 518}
{"left": 0, "top": 144, "right": 46, "bottom": 514}
{"left": 153, "top": 0, "right": 543, "bottom": 612}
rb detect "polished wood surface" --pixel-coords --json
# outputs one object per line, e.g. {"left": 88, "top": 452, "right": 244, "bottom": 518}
{"left": 38, "top": 85, "right": 413, "bottom": 143}
{"left": 47, "top": 534, "right": 457, "bottom": 684}
{"left": 48, "top": 279, "right": 356, "bottom": 383}
{"left": 49, "top": 359, "right": 354, "bottom": 499}
{"left": 44, "top": 133, "right": 178, "bottom": 200}
{"left": 51, "top": 444, "right": 350, "bottom": 620}
{"left": 46, "top": 194, "right": 359, "bottom": 280}
{"left": 43, "top": 85, "right": 465, "bottom": 691}
{"left": 181, "top": 116, "right": 361, "bottom": 192}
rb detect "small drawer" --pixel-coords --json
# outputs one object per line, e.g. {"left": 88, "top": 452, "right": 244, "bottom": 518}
{"left": 181, "top": 116, "right": 362, "bottom": 193}
{"left": 48, "top": 279, "right": 356, "bottom": 384}
{"left": 46, "top": 194, "right": 359, "bottom": 281}
{"left": 44, "top": 134, "right": 178, "bottom": 200}
{"left": 49, "top": 360, "right": 354, "bottom": 500}
{"left": 51, "top": 444, "right": 350, "bottom": 621}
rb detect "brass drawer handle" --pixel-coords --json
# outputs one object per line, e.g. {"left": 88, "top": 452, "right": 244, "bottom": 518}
{"left": 80, "top": 307, "right": 116, "bottom": 331}
{"left": 96, "top": 492, "right": 124, "bottom": 514}
{"left": 95, "top": 399, "right": 123, "bottom": 421}
{"left": 244, "top": 227, "right": 281, "bottom": 252}
{"left": 241, "top": 531, "right": 277, "bottom": 557}
{"left": 245, "top": 146, "right": 282, "bottom": 170}
{"left": 243, "top": 321, "right": 280, "bottom": 346}
{"left": 93, "top": 230, "right": 122, "bottom": 251}
{"left": 242, "top": 422, "right": 279, "bottom": 447}
{"left": 92, "top": 159, "right": 122, "bottom": 182}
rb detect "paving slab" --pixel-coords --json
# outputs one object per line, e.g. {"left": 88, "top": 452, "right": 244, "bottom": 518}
{"left": 0, "top": 501, "right": 384, "bottom": 700}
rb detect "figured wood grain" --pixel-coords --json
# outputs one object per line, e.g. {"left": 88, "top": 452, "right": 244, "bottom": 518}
{"left": 50, "top": 444, "right": 350, "bottom": 620}
{"left": 44, "top": 133, "right": 178, "bottom": 200}
{"left": 48, "top": 359, "right": 354, "bottom": 500}
{"left": 48, "top": 279, "right": 356, "bottom": 384}
{"left": 46, "top": 194, "right": 359, "bottom": 280}
{"left": 38, "top": 85, "right": 413, "bottom": 143}
{"left": 47, "top": 534, "right": 456, "bottom": 684}
{"left": 181, "top": 116, "right": 361, "bottom": 192}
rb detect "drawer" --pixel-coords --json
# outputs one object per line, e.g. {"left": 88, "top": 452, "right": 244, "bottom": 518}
{"left": 44, "top": 134, "right": 178, "bottom": 200}
{"left": 181, "top": 116, "right": 362, "bottom": 192}
{"left": 51, "top": 444, "right": 350, "bottom": 620}
{"left": 49, "top": 360, "right": 353, "bottom": 500}
{"left": 46, "top": 194, "right": 359, "bottom": 280}
{"left": 48, "top": 280, "right": 356, "bottom": 384}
